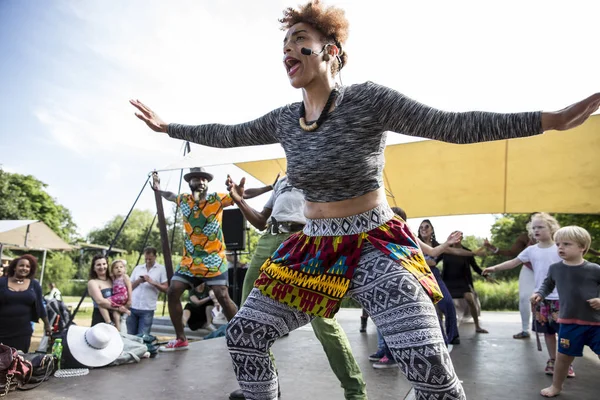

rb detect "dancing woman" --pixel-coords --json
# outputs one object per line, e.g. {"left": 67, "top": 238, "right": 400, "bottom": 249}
{"left": 130, "top": 2, "right": 599, "bottom": 398}
{"left": 418, "top": 219, "right": 462, "bottom": 344}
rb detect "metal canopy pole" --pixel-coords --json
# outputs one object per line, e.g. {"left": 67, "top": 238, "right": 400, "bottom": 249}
{"left": 39, "top": 249, "right": 48, "bottom": 288}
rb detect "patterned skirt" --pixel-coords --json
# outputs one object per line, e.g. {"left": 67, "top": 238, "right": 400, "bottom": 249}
{"left": 254, "top": 204, "right": 442, "bottom": 318}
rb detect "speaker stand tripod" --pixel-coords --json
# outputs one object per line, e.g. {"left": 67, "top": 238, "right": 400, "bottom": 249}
{"left": 231, "top": 249, "right": 240, "bottom": 307}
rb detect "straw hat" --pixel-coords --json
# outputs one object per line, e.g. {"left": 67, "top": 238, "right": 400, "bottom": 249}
{"left": 66, "top": 323, "right": 123, "bottom": 367}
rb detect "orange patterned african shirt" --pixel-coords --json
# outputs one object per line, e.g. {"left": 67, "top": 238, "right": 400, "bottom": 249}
{"left": 176, "top": 192, "right": 233, "bottom": 278}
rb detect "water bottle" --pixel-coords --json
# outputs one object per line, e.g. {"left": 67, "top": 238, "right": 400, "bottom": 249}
{"left": 52, "top": 338, "right": 63, "bottom": 369}
{"left": 37, "top": 335, "right": 49, "bottom": 353}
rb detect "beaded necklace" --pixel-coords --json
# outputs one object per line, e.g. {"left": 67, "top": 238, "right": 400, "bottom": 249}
{"left": 298, "top": 88, "right": 338, "bottom": 132}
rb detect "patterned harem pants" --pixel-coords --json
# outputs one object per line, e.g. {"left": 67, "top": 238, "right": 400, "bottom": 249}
{"left": 226, "top": 244, "right": 466, "bottom": 399}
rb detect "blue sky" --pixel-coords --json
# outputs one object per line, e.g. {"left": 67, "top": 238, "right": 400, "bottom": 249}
{"left": 1, "top": 0, "right": 598, "bottom": 241}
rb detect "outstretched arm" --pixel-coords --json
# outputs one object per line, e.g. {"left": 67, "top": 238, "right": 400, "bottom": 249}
{"left": 130, "top": 99, "right": 281, "bottom": 148}
{"left": 587, "top": 248, "right": 600, "bottom": 257}
{"left": 244, "top": 185, "right": 273, "bottom": 200}
{"left": 485, "top": 233, "right": 530, "bottom": 257}
{"left": 419, "top": 239, "right": 449, "bottom": 258}
{"left": 482, "top": 257, "right": 522, "bottom": 276}
{"left": 444, "top": 247, "right": 477, "bottom": 257}
{"left": 420, "top": 232, "right": 478, "bottom": 258}
{"left": 368, "top": 82, "right": 600, "bottom": 144}
{"left": 156, "top": 189, "right": 177, "bottom": 202}
{"left": 243, "top": 172, "right": 281, "bottom": 199}
{"left": 150, "top": 171, "right": 177, "bottom": 202}
{"left": 419, "top": 231, "right": 462, "bottom": 258}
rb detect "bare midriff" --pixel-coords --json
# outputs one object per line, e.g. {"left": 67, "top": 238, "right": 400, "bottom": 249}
{"left": 304, "top": 187, "right": 387, "bottom": 219}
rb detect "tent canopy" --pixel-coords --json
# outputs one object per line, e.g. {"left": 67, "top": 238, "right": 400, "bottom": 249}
{"left": 161, "top": 115, "right": 600, "bottom": 218}
{"left": 0, "top": 220, "right": 73, "bottom": 251}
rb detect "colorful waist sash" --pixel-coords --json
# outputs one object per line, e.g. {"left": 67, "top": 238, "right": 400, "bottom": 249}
{"left": 255, "top": 204, "right": 442, "bottom": 318}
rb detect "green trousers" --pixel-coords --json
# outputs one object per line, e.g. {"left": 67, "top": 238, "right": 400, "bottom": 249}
{"left": 241, "top": 232, "right": 367, "bottom": 400}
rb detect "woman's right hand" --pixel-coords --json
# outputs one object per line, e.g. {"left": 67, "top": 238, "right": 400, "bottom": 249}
{"left": 129, "top": 99, "right": 168, "bottom": 133}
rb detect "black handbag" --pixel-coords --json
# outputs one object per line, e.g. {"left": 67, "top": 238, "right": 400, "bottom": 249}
{"left": 20, "top": 353, "right": 57, "bottom": 386}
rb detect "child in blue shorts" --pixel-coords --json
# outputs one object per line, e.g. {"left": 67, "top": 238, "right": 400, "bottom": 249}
{"left": 484, "top": 213, "right": 563, "bottom": 375}
{"left": 532, "top": 226, "right": 600, "bottom": 398}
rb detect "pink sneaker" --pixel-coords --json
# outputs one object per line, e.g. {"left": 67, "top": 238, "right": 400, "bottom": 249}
{"left": 544, "top": 359, "right": 555, "bottom": 375}
{"left": 159, "top": 338, "right": 189, "bottom": 352}
{"left": 567, "top": 364, "right": 575, "bottom": 378}
{"left": 373, "top": 355, "right": 397, "bottom": 369}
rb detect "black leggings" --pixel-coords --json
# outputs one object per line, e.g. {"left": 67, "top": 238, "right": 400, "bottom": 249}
{"left": 0, "top": 334, "right": 32, "bottom": 352}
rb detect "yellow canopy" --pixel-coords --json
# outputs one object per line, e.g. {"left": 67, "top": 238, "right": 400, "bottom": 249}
{"left": 235, "top": 115, "right": 600, "bottom": 218}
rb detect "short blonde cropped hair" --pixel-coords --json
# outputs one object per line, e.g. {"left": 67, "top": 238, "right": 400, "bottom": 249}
{"left": 527, "top": 212, "right": 560, "bottom": 237}
{"left": 554, "top": 226, "right": 592, "bottom": 254}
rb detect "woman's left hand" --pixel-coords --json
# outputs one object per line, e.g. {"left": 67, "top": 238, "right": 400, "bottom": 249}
{"left": 44, "top": 324, "right": 52, "bottom": 337}
{"left": 543, "top": 93, "right": 600, "bottom": 131}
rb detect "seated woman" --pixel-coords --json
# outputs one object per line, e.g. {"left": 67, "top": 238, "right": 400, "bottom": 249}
{"left": 0, "top": 254, "right": 51, "bottom": 352}
{"left": 182, "top": 282, "right": 217, "bottom": 332}
{"left": 87, "top": 255, "right": 128, "bottom": 326}
{"left": 45, "top": 282, "right": 63, "bottom": 302}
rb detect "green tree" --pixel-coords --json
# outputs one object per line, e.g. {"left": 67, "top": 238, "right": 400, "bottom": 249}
{"left": 554, "top": 214, "right": 600, "bottom": 261}
{"left": 42, "top": 251, "right": 78, "bottom": 288}
{"left": 0, "top": 168, "right": 78, "bottom": 241}
{"left": 461, "top": 235, "right": 483, "bottom": 253}
{"left": 238, "top": 228, "right": 262, "bottom": 265}
{"left": 167, "top": 204, "right": 184, "bottom": 257}
{"left": 87, "top": 209, "right": 161, "bottom": 253}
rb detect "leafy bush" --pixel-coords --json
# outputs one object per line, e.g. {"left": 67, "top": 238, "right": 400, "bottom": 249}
{"left": 340, "top": 280, "right": 521, "bottom": 311}
{"left": 60, "top": 280, "right": 88, "bottom": 297}
{"left": 474, "top": 279, "right": 520, "bottom": 311}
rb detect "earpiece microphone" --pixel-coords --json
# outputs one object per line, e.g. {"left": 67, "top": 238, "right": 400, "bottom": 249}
{"left": 301, "top": 47, "right": 322, "bottom": 56}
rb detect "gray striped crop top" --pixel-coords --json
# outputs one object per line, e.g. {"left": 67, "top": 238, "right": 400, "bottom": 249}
{"left": 167, "top": 81, "right": 542, "bottom": 202}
